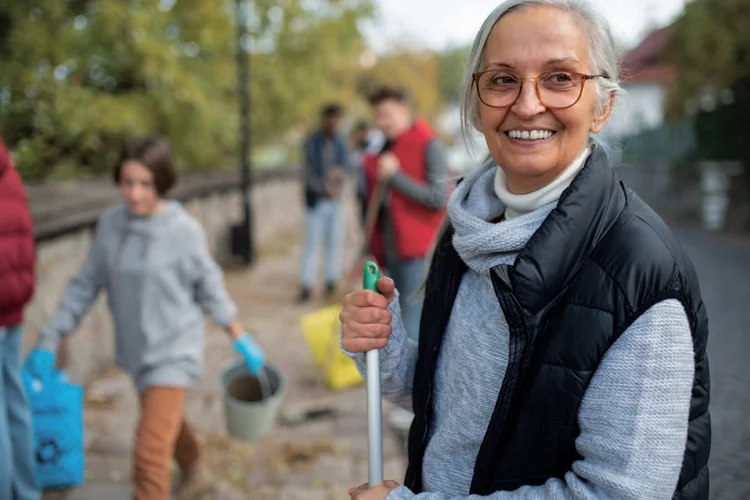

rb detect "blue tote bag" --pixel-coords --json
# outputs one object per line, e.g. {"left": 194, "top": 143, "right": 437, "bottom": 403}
{"left": 22, "top": 369, "right": 85, "bottom": 490}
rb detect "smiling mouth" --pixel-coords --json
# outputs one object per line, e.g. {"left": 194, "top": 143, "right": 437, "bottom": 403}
{"left": 504, "top": 130, "right": 557, "bottom": 141}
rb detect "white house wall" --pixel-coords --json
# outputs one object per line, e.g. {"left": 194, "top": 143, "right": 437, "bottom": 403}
{"left": 603, "top": 82, "right": 667, "bottom": 139}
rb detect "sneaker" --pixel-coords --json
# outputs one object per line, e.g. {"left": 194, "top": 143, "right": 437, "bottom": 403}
{"left": 175, "top": 461, "right": 215, "bottom": 500}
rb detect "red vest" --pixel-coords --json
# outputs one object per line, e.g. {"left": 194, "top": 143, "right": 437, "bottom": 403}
{"left": 0, "top": 140, "right": 35, "bottom": 327}
{"left": 364, "top": 120, "right": 446, "bottom": 264}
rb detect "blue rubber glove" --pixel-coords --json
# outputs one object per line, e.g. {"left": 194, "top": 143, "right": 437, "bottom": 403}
{"left": 232, "top": 332, "right": 265, "bottom": 375}
{"left": 24, "top": 348, "right": 55, "bottom": 380}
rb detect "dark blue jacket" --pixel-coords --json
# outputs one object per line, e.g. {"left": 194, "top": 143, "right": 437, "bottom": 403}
{"left": 303, "top": 129, "right": 347, "bottom": 208}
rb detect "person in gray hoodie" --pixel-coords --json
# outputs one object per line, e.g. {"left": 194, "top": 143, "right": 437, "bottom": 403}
{"left": 23, "top": 136, "right": 265, "bottom": 500}
{"left": 340, "top": 1, "right": 708, "bottom": 499}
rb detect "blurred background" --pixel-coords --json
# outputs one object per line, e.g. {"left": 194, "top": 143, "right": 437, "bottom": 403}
{"left": 4, "top": 0, "right": 749, "bottom": 231}
{"left": 1, "top": 0, "right": 748, "bottom": 499}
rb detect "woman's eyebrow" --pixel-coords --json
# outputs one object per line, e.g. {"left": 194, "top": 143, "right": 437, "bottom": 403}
{"left": 485, "top": 61, "right": 514, "bottom": 69}
{"left": 543, "top": 57, "right": 579, "bottom": 66}
{"left": 484, "top": 57, "right": 579, "bottom": 70}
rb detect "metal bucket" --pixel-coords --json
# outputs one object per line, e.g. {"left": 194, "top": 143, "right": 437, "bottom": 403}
{"left": 220, "top": 361, "right": 286, "bottom": 442}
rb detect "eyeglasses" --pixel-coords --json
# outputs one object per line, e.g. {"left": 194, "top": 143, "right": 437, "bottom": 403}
{"left": 472, "top": 70, "right": 608, "bottom": 110}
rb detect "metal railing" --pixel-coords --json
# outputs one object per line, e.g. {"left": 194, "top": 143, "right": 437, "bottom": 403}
{"left": 28, "top": 166, "right": 300, "bottom": 242}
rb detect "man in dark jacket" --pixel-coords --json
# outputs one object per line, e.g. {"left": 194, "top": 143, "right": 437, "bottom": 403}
{"left": 0, "top": 139, "right": 41, "bottom": 499}
{"left": 298, "top": 103, "right": 349, "bottom": 302}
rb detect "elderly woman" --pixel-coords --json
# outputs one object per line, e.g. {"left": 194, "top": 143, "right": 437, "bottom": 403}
{"left": 340, "top": 1, "right": 710, "bottom": 499}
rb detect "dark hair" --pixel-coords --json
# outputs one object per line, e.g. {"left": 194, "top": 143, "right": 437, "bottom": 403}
{"left": 113, "top": 136, "right": 177, "bottom": 195}
{"left": 321, "top": 103, "right": 343, "bottom": 119}
{"left": 354, "top": 120, "right": 370, "bottom": 131}
{"left": 368, "top": 85, "right": 411, "bottom": 106}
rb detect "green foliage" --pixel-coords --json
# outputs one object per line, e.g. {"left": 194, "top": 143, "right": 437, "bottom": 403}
{"left": 0, "top": 0, "right": 374, "bottom": 180}
{"left": 693, "top": 77, "right": 750, "bottom": 163}
{"left": 354, "top": 42, "right": 470, "bottom": 124}
{"left": 437, "top": 43, "right": 470, "bottom": 104}
{"left": 665, "top": 0, "right": 750, "bottom": 118}
{"left": 358, "top": 48, "right": 440, "bottom": 118}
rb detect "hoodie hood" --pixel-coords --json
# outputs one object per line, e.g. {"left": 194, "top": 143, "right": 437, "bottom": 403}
{"left": 122, "top": 200, "right": 182, "bottom": 236}
{"left": 115, "top": 201, "right": 179, "bottom": 258}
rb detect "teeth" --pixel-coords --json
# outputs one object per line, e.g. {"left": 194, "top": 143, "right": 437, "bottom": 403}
{"left": 508, "top": 130, "right": 554, "bottom": 140}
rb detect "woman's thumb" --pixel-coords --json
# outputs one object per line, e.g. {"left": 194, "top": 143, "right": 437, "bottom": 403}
{"left": 378, "top": 277, "right": 396, "bottom": 303}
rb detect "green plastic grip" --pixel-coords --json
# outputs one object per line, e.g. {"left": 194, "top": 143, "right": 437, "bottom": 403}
{"left": 362, "top": 261, "right": 381, "bottom": 293}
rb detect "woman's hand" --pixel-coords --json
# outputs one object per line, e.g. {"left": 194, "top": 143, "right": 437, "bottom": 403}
{"left": 348, "top": 480, "right": 400, "bottom": 499}
{"left": 340, "top": 277, "right": 396, "bottom": 353}
{"left": 226, "top": 320, "right": 244, "bottom": 340}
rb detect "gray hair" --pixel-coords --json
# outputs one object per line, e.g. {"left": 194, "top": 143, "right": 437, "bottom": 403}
{"left": 459, "top": 0, "right": 622, "bottom": 146}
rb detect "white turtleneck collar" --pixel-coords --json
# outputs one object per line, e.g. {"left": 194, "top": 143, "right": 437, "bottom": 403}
{"left": 494, "top": 145, "right": 591, "bottom": 220}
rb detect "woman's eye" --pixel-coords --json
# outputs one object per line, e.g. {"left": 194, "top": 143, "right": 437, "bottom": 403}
{"left": 489, "top": 74, "right": 518, "bottom": 86}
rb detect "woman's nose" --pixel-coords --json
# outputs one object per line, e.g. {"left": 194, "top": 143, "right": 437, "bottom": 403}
{"left": 125, "top": 186, "right": 143, "bottom": 201}
{"left": 511, "top": 81, "right": 546, "bottom": 118}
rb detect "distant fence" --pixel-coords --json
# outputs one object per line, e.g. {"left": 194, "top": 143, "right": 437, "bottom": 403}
{"left": 28, "top": 167, "right": 299, "bottom": 242}
{"left": 618, "top": 120, "right": 696, "bottom": 163}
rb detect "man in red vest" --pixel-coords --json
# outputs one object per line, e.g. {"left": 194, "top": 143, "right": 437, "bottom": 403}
{"left": 0, "top": 139, "right": 41, "bottom": 499}
{"left": 363, "top": 86, "right": 448, "bottom": 344}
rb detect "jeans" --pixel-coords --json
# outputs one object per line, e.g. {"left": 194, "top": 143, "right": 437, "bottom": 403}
{"left": 386, "top": 257, "right": 426, "bottom": 344}
{"left": 300, "top": 200, "right": 342, "bottom": 288}
{"left": 0, "top": 324, "right": 40, "bottom": 500}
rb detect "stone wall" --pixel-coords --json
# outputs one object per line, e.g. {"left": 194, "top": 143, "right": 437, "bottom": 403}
{"left": 23, "top": 173, "right": 363, "bottom": 385}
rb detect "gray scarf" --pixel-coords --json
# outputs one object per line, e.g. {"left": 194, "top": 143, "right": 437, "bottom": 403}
{"left": 447, "top": 162, "right": 556, "bottom": 274}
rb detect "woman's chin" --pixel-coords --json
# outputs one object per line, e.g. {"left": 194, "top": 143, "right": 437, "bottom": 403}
{"left": 493, "top": 138, "right": 557, "bottom": 168}
{"left": 496, "top": 157, "right": 556, "bottom": 178}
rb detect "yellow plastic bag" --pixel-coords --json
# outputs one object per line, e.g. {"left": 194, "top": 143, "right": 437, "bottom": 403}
{"left": 300, "top": 304, "right": 364, "bottom": 391}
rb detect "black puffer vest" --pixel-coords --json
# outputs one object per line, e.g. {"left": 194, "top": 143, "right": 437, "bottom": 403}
{"left": 405, "top": 147, "right": 710, "bottom": 499}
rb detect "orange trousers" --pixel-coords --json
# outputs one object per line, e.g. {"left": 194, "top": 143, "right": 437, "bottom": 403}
{"left": 133, "top": 387, "right": 200, "bottom": 500}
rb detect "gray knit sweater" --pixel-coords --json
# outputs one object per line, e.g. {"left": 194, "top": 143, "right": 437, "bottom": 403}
{"left": 39, "top": 202, "right": 237, "bottom": 392}
{"left": 346, "top": 163, "right": 695, "bottom": 499}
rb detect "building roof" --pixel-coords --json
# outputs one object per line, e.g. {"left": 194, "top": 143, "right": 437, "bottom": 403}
{"left": 621, "top": 26, "right": 677, "bottom": 85}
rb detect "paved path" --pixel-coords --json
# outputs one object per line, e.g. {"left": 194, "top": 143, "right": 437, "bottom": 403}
{"left": 673, "top": 228, "right": 750, "bottom": 500}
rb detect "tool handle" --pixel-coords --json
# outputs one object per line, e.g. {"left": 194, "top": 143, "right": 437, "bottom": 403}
{"left": 363, "top": 181, "right": 386, "bottom": 252}
{"left": 362, "top": 261, "right": 381, "bottom": 292}
{"left": 363, "top": 261, "right": 384, "bottom": 486}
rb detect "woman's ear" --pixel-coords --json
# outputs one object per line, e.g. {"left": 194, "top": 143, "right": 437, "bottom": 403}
{"left": 590, "top": 91, "right": 616, "bottom": 133}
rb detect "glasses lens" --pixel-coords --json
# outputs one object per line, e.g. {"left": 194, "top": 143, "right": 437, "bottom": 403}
{"left": 477, "top": 71, "right": 520, "bottom": 107}
{"left": 538, "top": 72, "right": 583, "bottom": 108}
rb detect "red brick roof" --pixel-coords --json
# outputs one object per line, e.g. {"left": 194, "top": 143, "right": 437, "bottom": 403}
{"left": 621, "top": 27, "right": 676, "bottom": 84}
